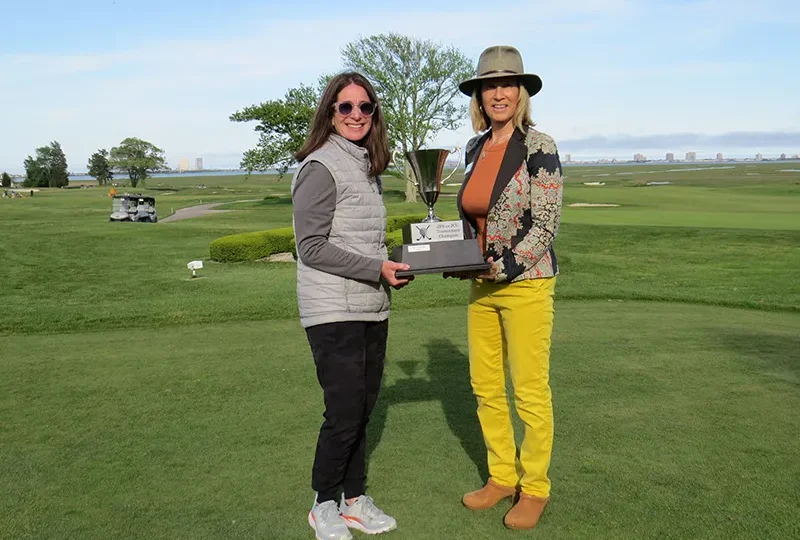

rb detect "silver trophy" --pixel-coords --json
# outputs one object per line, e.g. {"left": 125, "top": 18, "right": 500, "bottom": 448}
{"left": 388, "top": 147, "right": 490, "bottom": 277}
{"left": 393, "top": 148, "right": 461, "bottom": 223}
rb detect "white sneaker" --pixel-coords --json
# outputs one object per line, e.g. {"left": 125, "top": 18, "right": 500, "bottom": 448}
{"left": 340, "top": 495, "right": 397, "bottom": 535}
{"left": 308, "top": 499, "right": 352, "bottom": 540}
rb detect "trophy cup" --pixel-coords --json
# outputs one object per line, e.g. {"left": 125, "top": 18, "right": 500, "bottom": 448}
{"left": 389, "top": 148, "right": 491, "bottom": 278}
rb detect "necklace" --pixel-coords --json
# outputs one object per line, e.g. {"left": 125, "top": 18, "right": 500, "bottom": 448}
{"left": 480, "top": 132, "right": 512, "bottom": 159}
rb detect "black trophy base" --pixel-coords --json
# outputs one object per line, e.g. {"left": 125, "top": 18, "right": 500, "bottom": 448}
{"left": 389, "top": 239, "right": 491, "bottom": 278}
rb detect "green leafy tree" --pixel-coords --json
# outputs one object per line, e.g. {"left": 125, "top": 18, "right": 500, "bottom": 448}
{"left": 109, "top": 138, "right": 167, "bottom": 188}
{"left": 230, "top": 33, "right": 471, "bottom": 198}
{"left": 1, "top": 172, "right": 11, "bottom": 188}
{"left": 87, "top": 149, "right": 113, "bottom": 186}
{"left": 342, "top": 33, "right": 473, "bottom": 202}
{"left": 23, "top": 156, "right": 44, "bottom": 187}
{"left": 23, "top": 141, "right": 69, "bottom": 188}
{"left": 230, "top": 77, "right": 329, "bottom": 177}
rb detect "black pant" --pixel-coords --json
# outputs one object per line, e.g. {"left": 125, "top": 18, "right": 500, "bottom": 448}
{"left": 305, "top": 319, "right": 388, "bottom": 503}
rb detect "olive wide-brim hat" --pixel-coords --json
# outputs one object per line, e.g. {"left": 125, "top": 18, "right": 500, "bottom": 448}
{"left": 459, "top": 45, "right": 542, "bottom": 97}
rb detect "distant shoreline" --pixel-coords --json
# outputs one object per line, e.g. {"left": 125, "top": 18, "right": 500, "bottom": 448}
{"left": 67, "top": 157, "right": 800, "bottom": 176}
{"left": 5, "top": 158, "right": 800, "bottom": 179}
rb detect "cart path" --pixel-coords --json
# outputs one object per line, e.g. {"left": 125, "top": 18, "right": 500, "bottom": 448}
{"left": 160, "top": 200, "right": 260, "bottom": 222}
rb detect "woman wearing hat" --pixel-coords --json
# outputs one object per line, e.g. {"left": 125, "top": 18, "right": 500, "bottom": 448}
{"left": 454, "top": 45, "right": 562, "bottom": 530}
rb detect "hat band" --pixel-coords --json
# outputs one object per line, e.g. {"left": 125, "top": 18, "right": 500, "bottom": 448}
{"left": 477, "top": 69, "right": 520, "bottom": 77}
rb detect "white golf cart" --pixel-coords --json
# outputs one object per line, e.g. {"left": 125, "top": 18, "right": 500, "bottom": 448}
{"left": 109, "top": 194, "right": 158, "bottom": 223}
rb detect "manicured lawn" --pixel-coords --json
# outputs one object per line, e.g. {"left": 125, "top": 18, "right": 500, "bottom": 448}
{"left": 1, "top": 163, "right": 798, "bottom": 539}
{"left": 1, "top": 303, "right": 797, "bottom": 539}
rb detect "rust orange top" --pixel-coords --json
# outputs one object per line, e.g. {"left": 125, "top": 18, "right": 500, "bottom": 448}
{"left": 461, "top": 139, "right": 508, "bottom": 253}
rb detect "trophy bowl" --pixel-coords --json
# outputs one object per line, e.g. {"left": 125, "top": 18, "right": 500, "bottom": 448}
{"left": 393, "top": 148, "right": 461, "bottom": 223}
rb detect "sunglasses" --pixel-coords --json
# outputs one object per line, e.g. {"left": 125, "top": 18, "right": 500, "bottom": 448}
{"left": 333, "top": 101, "right": 376, "bottom": 117}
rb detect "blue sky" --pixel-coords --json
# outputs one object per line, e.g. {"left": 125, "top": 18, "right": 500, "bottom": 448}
{"left": 2, "top": 0, "right": 799, "bottom": 173}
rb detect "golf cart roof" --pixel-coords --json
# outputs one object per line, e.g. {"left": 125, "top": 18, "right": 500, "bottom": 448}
{"left": 113, "top": 194, "right": 155, "bottom": 203}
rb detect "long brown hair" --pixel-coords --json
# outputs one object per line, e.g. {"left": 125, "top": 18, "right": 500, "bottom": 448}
{"left": 295, "top": 71, "right": 390, "bottom": 175}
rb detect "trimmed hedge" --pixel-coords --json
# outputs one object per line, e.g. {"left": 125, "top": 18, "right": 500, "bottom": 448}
{"left": 386, "top": 214, "right": 426, "bottom": 233}
{"left": 385, "top": 229, "right": 404, "bottom": 253}
{"left": 210, "top": 215, "right": 429, "bottom": 263}
{"left": 210, "top": 226, "right": 295, "bottom": 263}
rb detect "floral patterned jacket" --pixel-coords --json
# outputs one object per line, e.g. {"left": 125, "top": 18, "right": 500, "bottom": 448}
{"left": 457, "top": 126, "right": 563, "bottom": 283}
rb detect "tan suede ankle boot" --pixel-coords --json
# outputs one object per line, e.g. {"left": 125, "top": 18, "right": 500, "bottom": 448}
{"left": 503, "top": 493, "right": 549, "bottom": 530}
{"left": 462, "top": 479, "right": 517, "bottom": 510}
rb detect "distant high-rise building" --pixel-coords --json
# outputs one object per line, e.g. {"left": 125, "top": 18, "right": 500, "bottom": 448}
{"left": 779, "top": 153, "right": 787, "bottom": 160}
{"left": 178, "top": 158, "right": 190, "bottom": 172}
{"left": 716, "top": 153, "right": 724, "bottom": 161}
{"left": 564, "top": 154, "right": 572, "bottom": 163}
{"left": 793, "top": 154, "right": 799, "bottom": 159}
{"left": 633, "top": 153, "right": 646, "bottom": 162}
{"left": 755, "top": 153, "right": 763, "bottom": 161}
{"left": 685, "top": 151, "right": 697, "bottom": 162}
{"left": 195, "top": 158, "right": 204, "bottom": 170}
{"left": 666, "top": 152, "right": 675, "bottom": 162}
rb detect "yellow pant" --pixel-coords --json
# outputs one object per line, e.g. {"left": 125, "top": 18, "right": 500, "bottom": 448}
{"left": 468, "top": 277, "right": 556, "bottom": 498}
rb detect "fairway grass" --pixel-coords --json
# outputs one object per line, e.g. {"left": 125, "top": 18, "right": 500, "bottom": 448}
{"left": 1, "top": 303, "right": 798, "bottom": 540}
{"left": 1, "top": 163, "right": 798, "bottom": 539}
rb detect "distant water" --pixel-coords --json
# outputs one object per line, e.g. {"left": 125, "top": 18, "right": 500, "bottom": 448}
{"left": 52, "top": 159, "right": 800, "bottom": 182}
{"left": 67, "top": 169, "right": 282, "bottom": 182}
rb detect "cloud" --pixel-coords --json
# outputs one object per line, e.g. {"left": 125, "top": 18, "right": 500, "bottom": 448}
{"left": 670, "top": 0, "right": 800, "bottom": 25}
{"left": 0, "top": 0, "right": 796, "bottom": 172}
{"left": 6, "top": 51, "right": 132, "bottom": 77}
{"left": 0, "top": 0, "right": 636, "bottom": 172}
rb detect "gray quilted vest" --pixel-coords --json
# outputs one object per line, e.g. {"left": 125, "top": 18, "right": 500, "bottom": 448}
{"left": 291, "top": 134, "right": 390, "bottom": 328}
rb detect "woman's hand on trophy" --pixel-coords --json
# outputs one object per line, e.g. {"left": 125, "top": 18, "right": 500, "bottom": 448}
{"left": 381, "top": 261, "right": 413, "bottom": 289}
{"left": 477, "top": 257, "right": 499, "bottom": 281}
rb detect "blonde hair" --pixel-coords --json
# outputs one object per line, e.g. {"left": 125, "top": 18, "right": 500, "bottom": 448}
{"left": 470, "top": 82, "right": 533, "bottom": 133}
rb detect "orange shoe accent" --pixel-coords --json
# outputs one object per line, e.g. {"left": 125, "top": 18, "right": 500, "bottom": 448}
{"left": 503, "top": 493, "right": 549, "bottom": 530}
{"left": 342, "top": 515, "right": 364, "bottom": 525}
{"left": 462, "top": 479, "right": 517, "bottom": 510}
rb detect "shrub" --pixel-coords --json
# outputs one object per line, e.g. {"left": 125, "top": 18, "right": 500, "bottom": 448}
{"left": 386, "top": 214, "right": 427, "bottom": 233}
{"left": 209, "top": 227, "right": 295, "bottom": 262}
{"left": 209, "top": 214, "right": 438, "bottom": 263}
{"left": 385, "top": 229, "right": 404, "bottom": 253}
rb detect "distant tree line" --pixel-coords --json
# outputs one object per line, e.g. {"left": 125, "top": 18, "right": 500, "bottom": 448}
{"left": 21, "top": 137, "right": 167, "bottom": 189}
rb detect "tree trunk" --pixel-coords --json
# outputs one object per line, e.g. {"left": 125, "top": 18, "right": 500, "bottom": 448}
{"left": 403, "top": 160, "right": 417, "bottom": 203}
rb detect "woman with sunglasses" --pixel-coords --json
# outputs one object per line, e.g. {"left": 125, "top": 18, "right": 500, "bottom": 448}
{"left": 291, "top": 71, "right": 410, "bottom": 540}
{"left": 452, "top": 46, "right": 563, "bottom": 530}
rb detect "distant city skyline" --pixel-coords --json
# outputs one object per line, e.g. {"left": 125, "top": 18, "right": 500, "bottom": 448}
{"left": 6, "top": 151, "right": 798, "bottom": 178}
{"left": 22, "top": 147, "right": 796, "bottom": 175}
{"left": 559, "top": 154, "right": 799, "bottom": 165}
{"left": 175, "top": 156, "right": 205, "bottom": 172}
